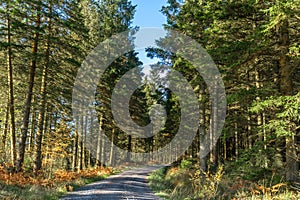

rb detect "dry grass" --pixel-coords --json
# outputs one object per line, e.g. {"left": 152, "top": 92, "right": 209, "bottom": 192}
{"left": 0, "top": 165, "right": 114, "bottom": 200}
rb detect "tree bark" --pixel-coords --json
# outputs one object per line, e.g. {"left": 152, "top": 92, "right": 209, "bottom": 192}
{"left": 16, "top": 4, "right": 41, "bottom": 172}
{"left": 35, "top": 102, "right": 46, "bottom": 173}
{"left": 73, "top": 129, "right": 79, "bottom": 171}
{"left": 1, "top": 101, "right": 9, "bottom": 160}
{"left": 100, "top": 129, "right": 106, "bottom": 167}
{"left": 127, "top": 135, "right": 132, "bottom": 163}
{"left": 109, "top": 128, "right": 115, "bottom": 166}
{"left": 28, "top": 102, "right": 36, "bottom": 153}
{"left": 34, "top": 3, "right": 52, "bottom": 172}
{"left": 234, "top": 113, "right": 239, "bottom": 159}
{"left": 6, "top": 0, "right": 17, "bottom": 167}
{"left": 199, "top": 84, "right": 207, "bottom": 172}
{"left": 278, "top": 19, "right": 298, "bottom": 181}
{"left": 79, "top": 115, "right": 84, "bottom": 171}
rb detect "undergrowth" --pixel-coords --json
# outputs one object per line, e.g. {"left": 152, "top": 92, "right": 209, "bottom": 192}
{"left": 0, "top": 165, "right": 115, "bottom": 200}
{"left": 148, "top": 159, "right": 300, "bottom": 200}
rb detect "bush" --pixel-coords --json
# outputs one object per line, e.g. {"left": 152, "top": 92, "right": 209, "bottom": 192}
{"left": 179, "top": 159, "right": 193, "bottom": 169}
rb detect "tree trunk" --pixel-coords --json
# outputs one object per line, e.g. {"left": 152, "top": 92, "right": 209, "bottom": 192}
{"left": 6, "top": 0, "right": 17, "bottom": 167}
{"left": 79, "top": 138, "right": 83, "bottom": 171}
{"left": 16, "top": 4, "right": 41, "bottom": 172}
{"left": 43, "top": 106, "right": 50, "bottom": 170}
{"left": 246, "top": 69, "right": 252, "bottom": 150}
{"left": 73, "top": 130, "right": 79, "bottom": 171}
{"left": 100, "top": 130, "right": 106, "bottom": 167}
{"left": 34, "top": 4, "right": 52, "bottom": 173}
{"left": 109, "top": 128, "right": 115, "bottom": 166}
{"left": 1, "top": 101, "right": 9, "bottom": 159}
{"left": 96, "top": 115, "right": 103, "bottom": 166}
{"left": 127, "top": 135, "right": 132, "bottom": 162}
{"left": 28, "top": 102, "right": 36, "bottom": 153}
{"left": 199, "top": 84, "right": 207, "bottom": 172}
{"left": 79, "top": 115, "right": 84, "bottom": 171}
{"left": 234, "top": 111, "right": 239, "bottom": 159}
{"left": 210, "top": 84, "right": 218, "bottom": 166}
{"left": 278, "top": 19, "right": 298, "bottom": 181}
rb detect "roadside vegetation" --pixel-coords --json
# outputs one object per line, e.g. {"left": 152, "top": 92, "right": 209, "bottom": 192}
{"left": 149, "top": 159, "right": 300, "bottom": 200}
{"left": 0, "top": 165, "right": 114, "bottom": 200}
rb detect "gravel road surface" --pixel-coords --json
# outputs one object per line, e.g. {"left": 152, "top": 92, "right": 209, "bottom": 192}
{"left": 60, "top": 166, "right": 163, "bottom": 200}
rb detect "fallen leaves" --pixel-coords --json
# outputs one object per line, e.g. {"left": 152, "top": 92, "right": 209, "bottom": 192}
{"left": 0, "top": 165, "right": 113, "bottom": 188}
{"left": 249, "top": 182, "right": 287, "bottom": 195}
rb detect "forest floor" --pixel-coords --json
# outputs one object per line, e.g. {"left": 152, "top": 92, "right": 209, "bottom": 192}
{"left": 148, "top": 163, "right": 300, "bottom": 200}
{"left": 0, "top": 165, "right": 115, "bottom": 200}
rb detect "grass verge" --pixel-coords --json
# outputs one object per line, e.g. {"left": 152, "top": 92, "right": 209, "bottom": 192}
{"left": 148, "top": 161, "right": 300, "bottom": 200}
{"left": 148, "top": 166, "right": 172, "bottom": 199}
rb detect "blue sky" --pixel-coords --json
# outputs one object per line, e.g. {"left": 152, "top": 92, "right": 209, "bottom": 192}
{"left": 130, "top": 0, "right": 168, "bottom": 66}
{"left": 131, "top": 0, "right": 167, "bottom": 28}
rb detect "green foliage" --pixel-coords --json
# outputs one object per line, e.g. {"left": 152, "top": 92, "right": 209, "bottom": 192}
{"left": 262, "top": 0, "right": 300, "bottom": 33}
{"left": 225, "top": 144, "right": 283, "bottom": 182}
{"left": 148, "top": 167, "right": 172, "bottom": 199}
{"left": 149, "top": 164, "right": 297, "bottom": 200}
{"left": 179, "top": 159, "right": 193, "bottom": 169}
{"left": 190, "top": 165, "right": 224, "bottom": 200}
{"left": 251, "top": 92, "right": 300, "bottom": 137}
{"left": 149, "top": 165, "right": 224, "bottom": 200}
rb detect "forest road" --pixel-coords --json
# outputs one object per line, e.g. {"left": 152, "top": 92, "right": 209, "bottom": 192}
{"left": 60, "top": 166, "right": 163, "bottom": 200}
